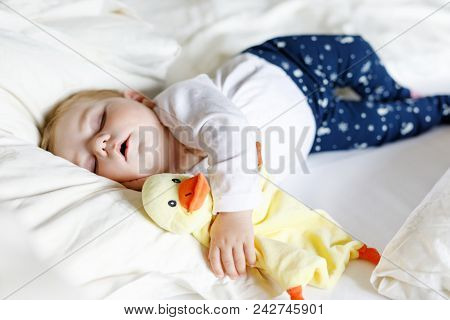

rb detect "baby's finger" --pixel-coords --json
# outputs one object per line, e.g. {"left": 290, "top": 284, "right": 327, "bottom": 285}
{"left": 232, "top": 245, "right": 247, "bottom": 277}
{"left": 208, "top": 246, "right": 224, "bottom": 278}
{"left": 244, "top": 239, "right": 257, "bottom": 267}
{"left": 221, "top": 247, "right": 239, "bottom": 280}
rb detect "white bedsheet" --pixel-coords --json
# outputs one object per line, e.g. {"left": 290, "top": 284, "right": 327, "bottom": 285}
{"left": 291, "top": 127, "right": 450, "bottom": 299}
{"left": 1, "top": 0, "right": 450, "bottom": 300}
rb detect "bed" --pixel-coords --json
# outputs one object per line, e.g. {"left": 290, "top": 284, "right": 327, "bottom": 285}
{"left": 1, "top": 0, "right": 449, "bottom": 300}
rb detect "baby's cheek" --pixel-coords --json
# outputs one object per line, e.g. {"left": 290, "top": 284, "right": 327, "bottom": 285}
{"left": 139, "top": 146, "right": 166, "bottom": 174}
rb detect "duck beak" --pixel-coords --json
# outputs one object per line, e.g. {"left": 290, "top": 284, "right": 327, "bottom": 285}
{"left": 178, "top": 173, "right": 210, "bottom": 213}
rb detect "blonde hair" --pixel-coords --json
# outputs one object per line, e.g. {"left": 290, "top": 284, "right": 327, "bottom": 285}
{"left": 40, "top": 89, "right": 123, "bottom": 152}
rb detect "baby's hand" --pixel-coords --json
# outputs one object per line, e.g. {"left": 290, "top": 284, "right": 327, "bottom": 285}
{"left": 208, "top": 210, "right": 256, "bottom": 280}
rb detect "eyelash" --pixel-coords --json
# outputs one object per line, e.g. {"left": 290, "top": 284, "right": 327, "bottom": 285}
{"left": 92, "top": 108, "right": 107, "bottom": 173}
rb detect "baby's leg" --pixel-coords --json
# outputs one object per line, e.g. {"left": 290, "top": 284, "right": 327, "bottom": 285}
{"left": 242, "top": 35, "right": 412, "bottom": 125}
{"left": 242, "top": 34, "right": 449, "bottom": 152}
{"left": 303, "top": 35, "right": 412, "bottom": 102}
{"left": 310, "top": 95, "right": 450, "bottom": 152}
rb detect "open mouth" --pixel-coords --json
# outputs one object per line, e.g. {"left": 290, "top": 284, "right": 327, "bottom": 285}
{"left": 120, "top": 135, "right": 130, "bottom": 161}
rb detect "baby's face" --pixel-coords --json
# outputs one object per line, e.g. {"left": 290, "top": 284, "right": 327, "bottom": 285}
{"left": 52, "top": 95, "right": 169, "bottom": 183}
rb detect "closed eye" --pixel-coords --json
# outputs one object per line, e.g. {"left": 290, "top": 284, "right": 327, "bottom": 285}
{"left": 91, "top": 106, "right": 107, "bottom": 173}
{"left": 98, "top": 107, "right": 107, "bottom": 132}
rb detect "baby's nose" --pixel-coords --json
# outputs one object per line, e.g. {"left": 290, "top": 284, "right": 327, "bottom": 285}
{"left": 93, "top": 133, "right": 110, "bottom": 156}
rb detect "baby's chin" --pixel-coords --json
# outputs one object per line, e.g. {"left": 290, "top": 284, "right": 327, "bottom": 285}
{"left": 115, "top": 162, "right": 164, "bottom": 182}
{"left": 99, "top": 162, "right": 142, "bottom": 183}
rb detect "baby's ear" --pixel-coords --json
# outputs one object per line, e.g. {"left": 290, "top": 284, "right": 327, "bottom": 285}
{"left": 123, "top": 90, "right": 156, "bottom": 109}
{"left": 123, "top": 89, "right": 142, "bottom": 101}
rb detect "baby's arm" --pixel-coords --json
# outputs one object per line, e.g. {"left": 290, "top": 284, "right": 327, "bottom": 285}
{"left": 152, "top": 74, "right": 261, "bottom": 279}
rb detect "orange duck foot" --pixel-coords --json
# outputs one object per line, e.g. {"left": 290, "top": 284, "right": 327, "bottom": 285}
{"left": 358, "top": 244, "right": 381, "bottom": 265}
{"left": 287, "top": 286, "right": 304, "bottom": 300}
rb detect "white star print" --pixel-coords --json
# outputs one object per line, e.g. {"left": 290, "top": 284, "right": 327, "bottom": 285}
{"left": 358, "top": 75, "right": 369, "bottom": 86}
{"left": 314, "top": 69, "right": 325, "bottom": 77}
{"left": 281, "top": 62, "right": 290, "bottom": 70}
{"left": 354, "top": 142, "right": 368, "bottom": 149}
{"left": 361, "top": 61, "right": 371, "bottom": 73}
{"left": 304, "top": 55, "right": 313, "bottom": 65}
{"left": 377, "top": 107, "right": 389, "bottom": 116}
{"left": 338, "top": 122, "right": 349, "bottom": 132}
{"left": 293, "top": 69, "right": 303, "bottom": 77}
{"left": 317, "top": 127, "right": 331, "bottom": 136}
{"left": 375, "top": 86, "right": 384, "bottom": 94}
{"left": 443, "top": 104, "right": 450, "bottom": 115}
{"left": 318, "top": 98, "right": 329, "bottom": 108}
{"left": 401, "top": 122, "right": 414, "bottom": 135}
{"left": 339, "top": 36, "right": 354, "bottom": 44}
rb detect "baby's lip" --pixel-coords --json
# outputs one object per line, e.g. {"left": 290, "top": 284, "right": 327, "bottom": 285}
{"left": 118, "top": 134, "right": 130, "bottom": 161}
{"left": 125, "top": 135, "right": 130, "bottom": 161}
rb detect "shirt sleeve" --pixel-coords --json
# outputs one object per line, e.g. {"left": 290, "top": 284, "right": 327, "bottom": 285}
{"left": 152, "top": 74, "right": 262, "bottom": 214}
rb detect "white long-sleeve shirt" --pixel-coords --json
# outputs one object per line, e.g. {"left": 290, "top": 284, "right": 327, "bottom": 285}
{"left": 153, "top": 53, "right": 316, "bottom": 213}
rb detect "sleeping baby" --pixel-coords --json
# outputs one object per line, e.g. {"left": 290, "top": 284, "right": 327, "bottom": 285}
{"left": 40, "top": 35, "right": 450, "bottom": 282}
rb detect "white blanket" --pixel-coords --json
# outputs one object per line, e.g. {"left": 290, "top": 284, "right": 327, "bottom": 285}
{"left": 370, "top": 169, "right": 450, "bottom": 300}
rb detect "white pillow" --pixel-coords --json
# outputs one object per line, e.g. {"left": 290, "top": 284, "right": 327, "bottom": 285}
{"left": 0, "top": 0, "right": 179, "bottom": 144}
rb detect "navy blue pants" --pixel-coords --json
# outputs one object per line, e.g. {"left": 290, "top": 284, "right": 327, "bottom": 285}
{"left": 242, "top": 35, "right": 450, "bottom": 152}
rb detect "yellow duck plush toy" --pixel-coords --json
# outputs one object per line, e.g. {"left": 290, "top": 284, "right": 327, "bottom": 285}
{"left": 142, "top": 166, "right": 380, "bottom": 300}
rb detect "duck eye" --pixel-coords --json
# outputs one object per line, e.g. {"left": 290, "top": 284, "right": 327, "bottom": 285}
{"left": 168, "top": 200, "right": 177, "bottom": 207}
{"left": 172, "top": 178, "right": 181, "bottom": 183}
